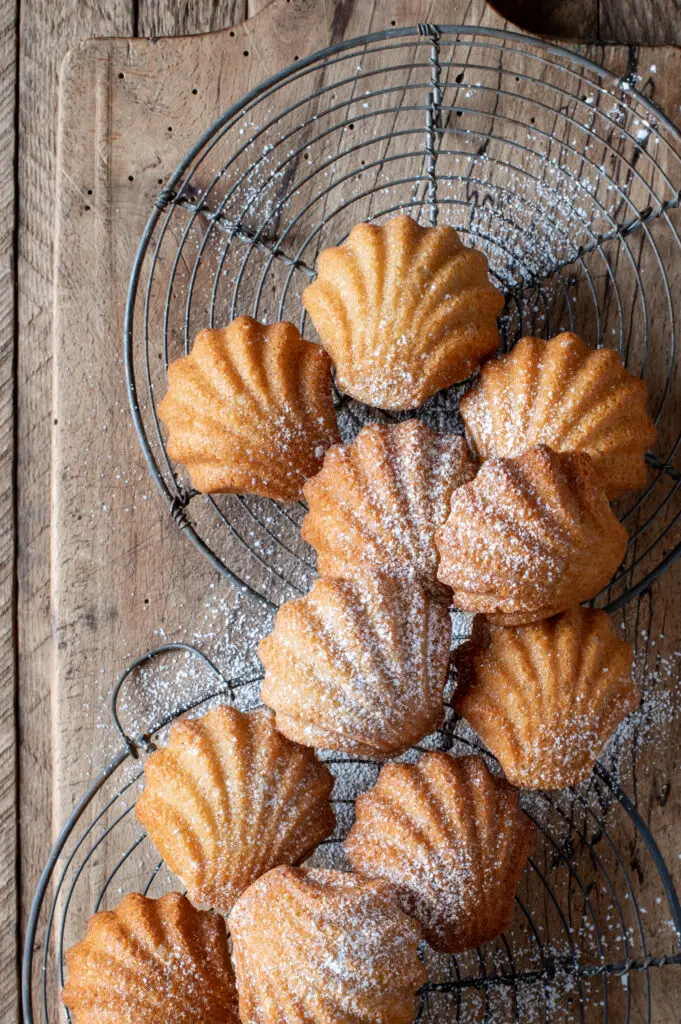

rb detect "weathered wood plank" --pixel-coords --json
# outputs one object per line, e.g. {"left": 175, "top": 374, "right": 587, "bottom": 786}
{"left": 137, "top": 0, "right": 248, "bottom": 38}
{"left": 0, "top": 0, "right": 17, "bottom": 1018}
{"left": 15, "top": 0, "right": 135, "bottom": 986}
{"left": 600, "top": 0, "right": 681, "bottom": 45}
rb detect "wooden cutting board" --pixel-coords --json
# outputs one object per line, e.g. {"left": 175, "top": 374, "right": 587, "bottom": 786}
{"left": 52, "top": 1, "right": 681, "bottom": 1015}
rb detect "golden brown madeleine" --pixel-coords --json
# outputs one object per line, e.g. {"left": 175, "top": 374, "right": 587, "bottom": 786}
{"left": 62, "top": 892, "right": 238, "bottom": 1024}
{"left": 157, "top": 316, "right": 340, "bottom": 500}
{"left": 229, "top": 866, "right": 426, "bottom": 1024}
{"left": 259, "top": 572, "right": 451, "bottom": 758}
{"left": 435, "top": 445, "right": 628, "bottom": 625}
{"left": 302, "top": 420, "right": 477, "bottom": 592}
{"left": 345, "top": 753, "right": 535, "bottom": 954}
{"left": 302, "top": 215, "right": 504, "bottom": 411}
{"left": 460, "top": 332, "right": 657, "bottom": 498}
{"left": 453, "top": 610, "right": 638, "bottom": 789}
{"left": 136, "top": 706, "right": 335, "bottom": 914}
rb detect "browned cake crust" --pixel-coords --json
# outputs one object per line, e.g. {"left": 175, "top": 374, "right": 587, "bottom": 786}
{"left": 157, "top": 316, "right": 340, "bottom": 500}
{"left": 435, "top": 445, "right": 628, "bottom": 624}
{"left": 453, "top": 609, "right": 638, "bottom": 789}
{"left": 302, "top": 214, "right": 504, "bottom": 411}
{"left": 259, "top": 572, "right": 451, "bottom": 758}
{"left": 135, "top": 706, "right": 335, "bottom": 914}
{"left": 345, "top": 754, "right": 535, "bottom": 954}
{"left": 62, "top": 892, "right": 239, "bottom": 1024}
{"left": 302, "top": 419, "right": 477, "bottom": 594}
{"left": 460, "top": 332, "right": 657, "bottom": 499}
{"left": 229, "top": 866, "right": 426, "bottom": 1024}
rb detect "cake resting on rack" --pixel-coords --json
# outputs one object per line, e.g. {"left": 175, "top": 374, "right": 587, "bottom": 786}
{"left": 62, "top": 893, "right": 239, "bottom": 1024}
{"left": 435, "top": 444, "right": 628, "bottom": 624}
{"left": 158, "top": 316, "right": 340, "bottom": 500}
{"left": 302, "top": 419, "right": 476, "bottom": 593}
{"left": 136, "top": 706, "right": 335, "bottom": 914}
{"left": 302, "top": 214, "right": 505, "bottom": 410}
{"left": 229, "top": 867, "right": 427, "bottom": 1024}
{"left": 453, "top": 609, "right": 638, "bottom": 789}
{"left": 345, "top": 754, "right": 535, "bottom": 953}
{"left": 460, "top": 331, "right": 656, "bottom": 498}
{"left": 259, "top": 571, "right": 452, "bottom": 758}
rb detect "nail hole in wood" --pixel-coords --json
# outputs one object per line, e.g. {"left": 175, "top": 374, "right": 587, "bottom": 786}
{"left": 230, "top": 30, "right": 235, "bottom": 36}
{"left": 243, "top": 50, "right": 249, "bottom": 56}
{"left": 192, "top": 88, "right": 198, "bottom": 94}
{"left": 455, "top": 72, "right": 464, "bottom": 83}
{"left": 128, "top": 175, "right": 134, "bottom": 181}
{"left": 118, "top": 72, "right": 124, "bottom": 79}
{"left": 84, "top": 205, "right": 91, "bottom": 211}
{"left": 87, "top": 189, "right": 93, "bottom": 195}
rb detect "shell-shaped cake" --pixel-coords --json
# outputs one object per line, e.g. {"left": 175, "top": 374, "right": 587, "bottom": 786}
{"left": 157, "top": 316, "right": 340, "bottom": 500}
{"left": 259, "top": 572, "right": 451, "bottom": 757}
{"left": 435, "top": 445, "right": 628, "bottom": 624}
{"left": 460, "top": 332, "right": 657, "bottom": 498}
{"left": 302, "top": 420, "right": 477, "bottom": 592}
{"left": 345, "top": 754, "right": 535, "bottom": 954}
{"left": 453, "top": 609, "right": 638, "bottom": 789}
{"left": 136, "top": 706, "right": 335, "bottom": 914}
{"left": 62, "top": 892, "right": 239, "bottom": 1024}
{"left": 302, "top": 214, "right": 504, "bottom": 410}
{"left": 229, "top": 866, "right": 426, "bottom": 1024}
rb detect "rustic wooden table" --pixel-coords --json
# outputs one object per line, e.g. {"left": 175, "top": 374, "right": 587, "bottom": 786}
{"left": 4, "top": 1, "right": 681, "bottom": 1021}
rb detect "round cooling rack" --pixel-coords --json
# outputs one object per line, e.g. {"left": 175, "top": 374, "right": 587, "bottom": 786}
{"left": 125, "top": 23, "right": 681, "bottom": 612}
{"left": 22, "top": 644, "right": 681, "bottom": 1024}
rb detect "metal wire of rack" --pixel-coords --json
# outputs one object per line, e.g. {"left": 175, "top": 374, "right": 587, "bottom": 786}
{"left": 22, "top": 642, "right": 681, "bottom": 1023}
{"left": 124, "top": 23, "right": 681, "bottom": 613}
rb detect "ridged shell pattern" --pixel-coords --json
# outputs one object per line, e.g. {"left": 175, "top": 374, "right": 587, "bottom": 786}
{"left": 259, "top": 572, "right": 452, "bottom": 758}
{"left": 435, "top": 445, "right": 628, "bottom": 624}
{"left": 302, "top": 215, "right": 504, "bottom": 410}
{"left": 136, "top": 706, "right": 335, "bottom": 915}
{"left": 460, "top": 332, "right": 657, "bottom": 498}
{"left": 62, "top": 892, "right": 239, "bottom": 1024}
{"left": 302, "top": 420, "right": 477, "bottom": 591}
{"left": 345, "top": 754, "right": 535, "bottom": 954}
{"left": 453, "top": 609, "right": 638, "bottom": 789}
{"left": 229, "top": 866, "right": 427, "bottom": 1024}
{"left": 157, "top": 316, "right": 340, "bottom": 500}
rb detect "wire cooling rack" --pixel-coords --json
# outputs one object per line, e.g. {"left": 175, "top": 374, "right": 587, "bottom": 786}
{"left": 124, "top": 23, "right": 681, "bottom": 613}
{"left": 22, "top": 642, "right": 681, "bottom": 1023}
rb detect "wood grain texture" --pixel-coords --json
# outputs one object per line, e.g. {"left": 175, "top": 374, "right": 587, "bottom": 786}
{"left": 600, "top": 0, "right": 681, "bottom": 45}
{"left": 137, "top": 0, "right": 248, "bottom": 38}
{"left": 0, "top": 1, "right": 16, "bottom": 1018}
{"left": 16, "top": 0, "right": 134, "bottom": 1006}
